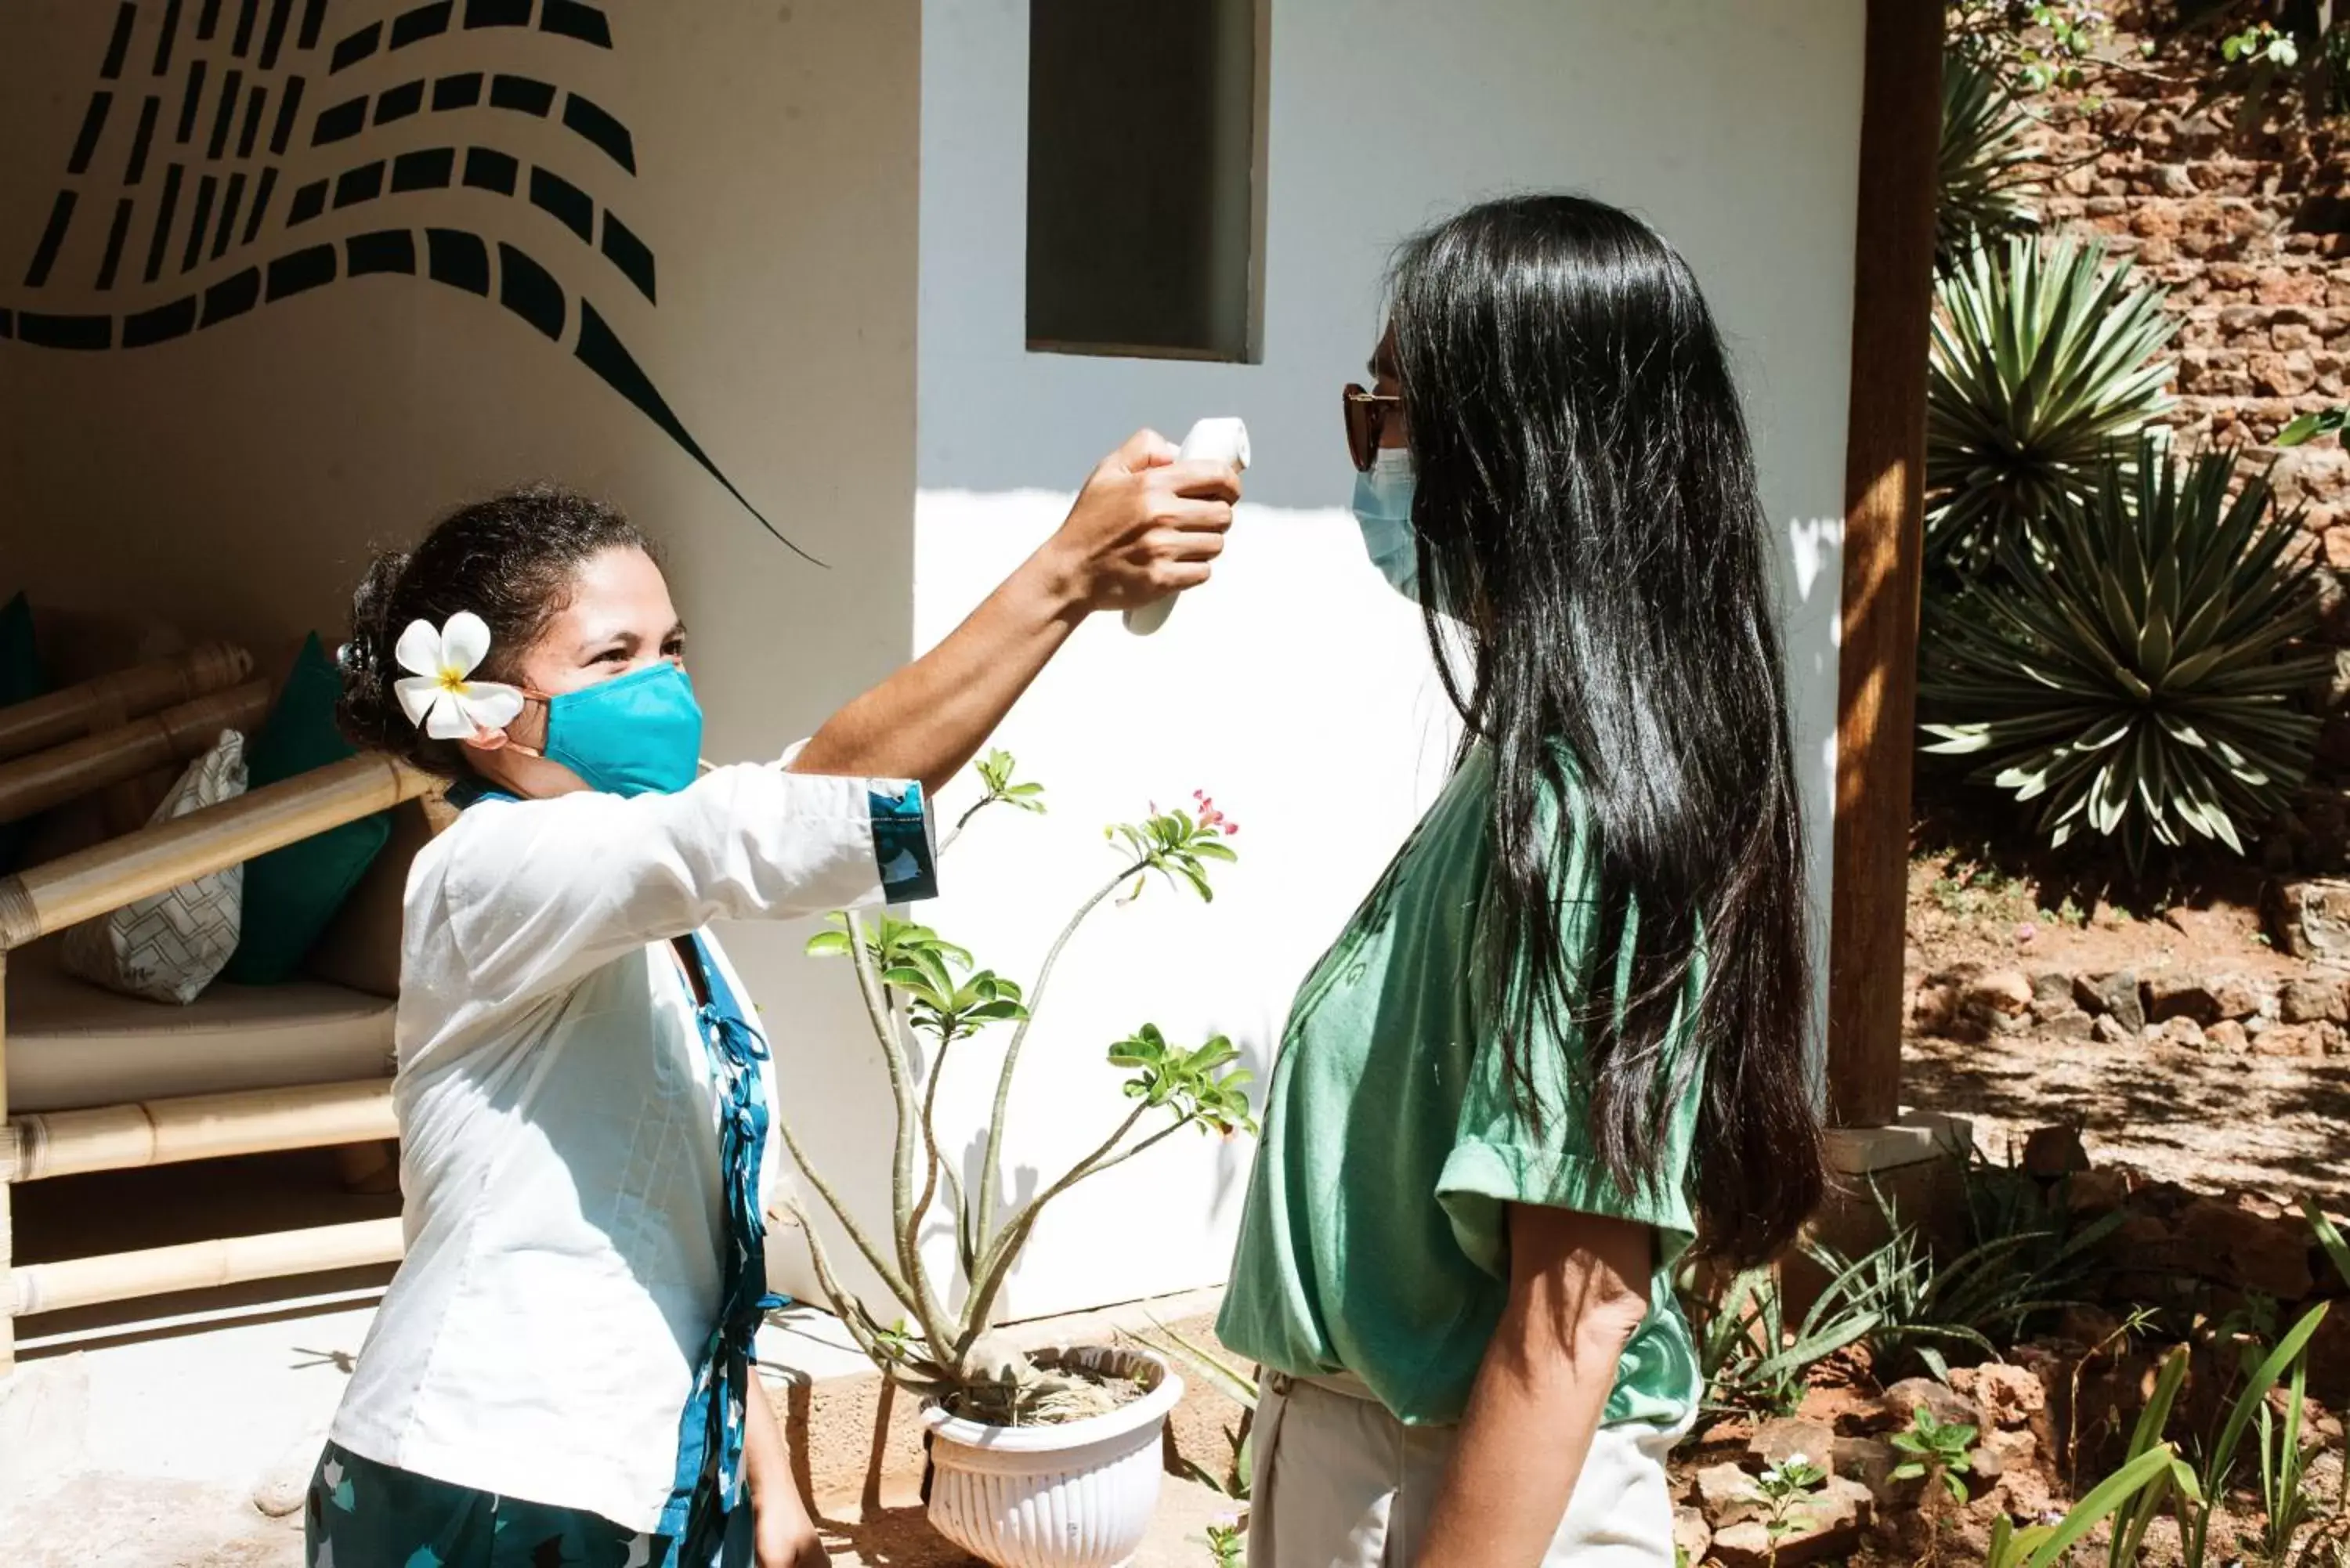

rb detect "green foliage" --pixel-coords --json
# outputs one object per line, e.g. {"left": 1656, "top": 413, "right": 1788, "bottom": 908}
{"left": 1752, "top": 1453, "right": 1830, "bottom": 1548}
{"left": 1893, "top": 1404, "right": 1982, "bottom": 1505}
{"left": 2176, "top": 0, "right": 2350, "bottom": 135}
{"left": 2305, "top": 1197, "right": 2350, "bottom": 1291}
{"left": 1989, "top": 1442, "right": 2186, "bottom": 1568}
{"left": 1940, "top": 51, "right": 2044, "bottom": 273}
{"left": 782, "top": 751, "right": 1259, "bottom": 1418}
{"left": 2109, "top": 1345, "right": 2200, "bottom": 1568}
{"left": 2280, "top": 407, "right": 2350, "bottom": 448}
{"left": 1806, "top": 1179, "right": 2121, "bottom": 1382}
{"left": 1921, "top": 435, "right": 2329, "bottom": 869}
{"left": 1129, "top": 1313, "right": 1258, "bottom": 1502}
{"left": 1108, "top": 793, "right": 1240, "bottom": 903}
{"left": 1202, "top": 1515, "right": 1246, "bottom": 1568}
{"left": 1109, "top": 1025, "right": 1259, "bottom": 1138}
{"left": 1926, "top": 236, "right": 2178, "bottom": 573}
{"left": 807, "top": 915, "right": 1027, "bottom": 1042}
{"left": 2178, "top": 1302, "right": 2332, "bottom": 1568}
{"left": 1685, "top": 1258, "right": 1882, "bottom": 1425}
{"left": 1948, "top": 1, "right": 2117, "bottom": 96}
{"left": 964, "top": 746, "right": 1047, "bottom": 827}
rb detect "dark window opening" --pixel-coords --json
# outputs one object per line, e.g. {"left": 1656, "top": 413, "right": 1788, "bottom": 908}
{"left": 1025, "top": 0, "right": 1264, "bottom": 363}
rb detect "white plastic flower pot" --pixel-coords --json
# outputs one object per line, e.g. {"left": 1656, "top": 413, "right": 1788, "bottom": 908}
{"left": 921, "top": 1346, "right": 1186, "bottom": 1568}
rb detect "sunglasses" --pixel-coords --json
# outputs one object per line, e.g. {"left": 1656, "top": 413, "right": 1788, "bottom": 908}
{"left": 1342, "top": 383, "right": 1404, "bottom": 473}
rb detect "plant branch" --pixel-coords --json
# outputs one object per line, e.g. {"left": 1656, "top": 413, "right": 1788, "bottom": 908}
{"left": 783, "top": 1194, "right": 893, "bottom": 1368}
{"left": 773, "top": 1108, "right": 920, "bottom": 1314}
{"left": 959, "top": 1103, "right": 1177, "bottom": 1352}
{"left": 972, "top": 858, "right": 1148, "bottom": 1259}
{"left": 909, "top": 1025, "right": 959, "bottom": 1283}
{"left": 844, "top": 910, "right": 958, "bottom": 1358}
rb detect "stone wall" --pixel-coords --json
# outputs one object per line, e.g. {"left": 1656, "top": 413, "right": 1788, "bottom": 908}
{"left": 2026, "top": 23, "right": 2350, "bottom": 554}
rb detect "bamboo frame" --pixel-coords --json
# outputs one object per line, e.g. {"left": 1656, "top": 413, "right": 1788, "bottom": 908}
{"left": 0, "top": 680, "right": 272, "bottom": 827}
{"left": 0, "top": 751, "right": 435, "bottom": 1371}
{"left": 0, "top": 642, "right": 252, "bottom": 764}
{"left": 10, "top": 1217, "right": 404, "bottom": 1317}
{"left": 6, "top": 1081, "right": 396, "bottom": 1183}
{"left": 0, "top": 753, "right": 433, "bottom": 950}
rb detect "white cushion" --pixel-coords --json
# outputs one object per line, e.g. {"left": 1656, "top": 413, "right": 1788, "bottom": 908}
{"left": 5, "top": 938, "right": 392, "bottom": 1113}
{"left": 60, "top": 730, "right": 249, "bottom": 1005}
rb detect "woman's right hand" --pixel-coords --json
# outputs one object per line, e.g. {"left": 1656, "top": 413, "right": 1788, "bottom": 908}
{"left": 1031, "top": 429, "right": 1242, "bottom": 615}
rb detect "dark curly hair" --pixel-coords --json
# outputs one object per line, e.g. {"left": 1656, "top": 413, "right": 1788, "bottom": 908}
{"left": 338, "top": 486, "right": 653, "bottom": 776}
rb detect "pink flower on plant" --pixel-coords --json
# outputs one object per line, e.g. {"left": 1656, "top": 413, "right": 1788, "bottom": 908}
{"left": 1193, "top": 789, "right": 1238, "bottom": 836}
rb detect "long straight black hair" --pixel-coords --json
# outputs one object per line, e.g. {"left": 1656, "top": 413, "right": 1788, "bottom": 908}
{"left": 1389, "top": 194, "right": 1822, "bottom": 1266}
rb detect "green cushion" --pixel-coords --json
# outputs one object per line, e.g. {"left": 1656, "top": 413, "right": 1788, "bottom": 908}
{"left": 222, "top": 633, "right": 391, "bottom": 984}
{"left": 0, "top": 593, "right": 50, "bottom": 873}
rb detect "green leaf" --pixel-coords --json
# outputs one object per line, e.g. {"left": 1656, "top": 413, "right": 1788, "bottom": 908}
{"left": 804, "top": 930, "right": 853, "bottom": 958}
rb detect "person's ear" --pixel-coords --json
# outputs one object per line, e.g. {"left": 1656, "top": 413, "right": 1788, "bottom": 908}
{"left": 461, "top": 725, "right": 510, "bottom": 754}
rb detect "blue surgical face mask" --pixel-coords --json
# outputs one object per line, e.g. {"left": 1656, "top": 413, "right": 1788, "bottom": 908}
{"left": 535, "top": 661, "right": 704, "bottom": 797}
{"left": 1350, "top": 446, "right": 1421, "bottom": 601}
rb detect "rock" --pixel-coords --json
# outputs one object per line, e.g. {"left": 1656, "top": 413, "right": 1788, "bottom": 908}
{"left": 2074, "top": 970, "right": 2145, "bottom": 1031}
{"left": 2268, "top": 879, "right": 2350, "bottom": 962}
{"left": 2092, "top": 1013, "right": 2135, "bottom": 1046}
{"left": 2207, "top": 1018, "right": 2251, "bottom": 1053}
{"left": 2281, "top": 976, "right": 2348, "bottom": 1024}
{"left": 1965, "top": 970, "right": 2034, "bottom": 1017}
{"left": 2212, "top": 975, "right": 2268, "bottom": 1020}
{"left": 2253, "top": 1022, "right": 2325, "bottom": 1057}
{"left": 1708, "top": 1478, "right": 1873, "bottom": 1568}
{"left": 1672, "top": 1505, "right": 1712, "bottom": 1567}
{"left": 1880, "top": 1378, "right": 1983, "bottom": 1434}
{"left": 2022, "top": 1125, "right": 2092, "bottom": 1179}
{"left": 2042, "top": 1006, "right": 2098, "bottom": 1041}
{"left": 1991, "top": 1461, "right": 2059, "bottom": 1521}
{"left": 1697, "top": 1461, "right": 1766, "bottom": 1527}
{"left": 1748, "top": 1416, "right": 1838, "bottom": 1473}
{"left": 2070, "top": 1167, "right": 2134, "bottom": 1213}
{"left": 2237, "top": 1214, "right": 2319, "bottom": 1299}
{"left": 1910, "top": 982, "right": 1958, "bottom": 1036}
{"left": 1948, "top": 1363, "right": 2048, "bottom": 1429}
{"left": 1831, "top": 1434, "right": 1922, "bottom": 1510}
{"left": 2029, "top": 971, "right": 2075, "bottom": 1017}
{"left": 2146, "top": 970, "right": 2222, "bottom": 1024}
{"left": 2147, "top": 1017, "right": 2207, "bottom": 1050}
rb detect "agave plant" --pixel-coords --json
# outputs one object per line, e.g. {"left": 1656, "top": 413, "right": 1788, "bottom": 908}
{"left": 1921, "top": 435, "right": 2329, "bottom": 869}
{"left": 1939, "top": 51, "right": 2043, "bottom": 273}
{"left": 1928, "top": 236, "right": 2179, "bottom": 573}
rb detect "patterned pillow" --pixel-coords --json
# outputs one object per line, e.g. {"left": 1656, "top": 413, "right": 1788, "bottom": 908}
{"left": 60, "top": 730, "right": 249, "bottom": 1005}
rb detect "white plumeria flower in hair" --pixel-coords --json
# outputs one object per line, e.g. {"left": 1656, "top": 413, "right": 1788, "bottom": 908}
{"left": 392, "top": 612, "right": 526, "bottom": 740}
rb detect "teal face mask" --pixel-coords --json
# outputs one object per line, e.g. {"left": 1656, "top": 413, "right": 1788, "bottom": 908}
{"left": 537, "top": 662, "right": 704, "bottom": 797}
{"left": 1350, "top": 447, "right": 1421, "bottom": 601}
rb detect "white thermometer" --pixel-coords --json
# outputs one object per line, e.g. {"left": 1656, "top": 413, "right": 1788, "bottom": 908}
{"left": 1123, "top": 416, "right": 1250, "bottom": 635}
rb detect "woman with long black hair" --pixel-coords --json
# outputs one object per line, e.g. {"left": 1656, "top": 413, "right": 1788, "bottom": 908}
{"left": 1217, "top": 194, "right": 1824, "bottom": 1566}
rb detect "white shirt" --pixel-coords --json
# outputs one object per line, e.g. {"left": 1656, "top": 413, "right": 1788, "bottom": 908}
{"left": 327, "top": 756, "right": 928, "bottom": 1530}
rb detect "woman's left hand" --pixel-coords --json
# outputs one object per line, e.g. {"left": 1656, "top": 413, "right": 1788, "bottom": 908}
{"left": 754, "top": 1498, "right": 829, "bottom": 1567}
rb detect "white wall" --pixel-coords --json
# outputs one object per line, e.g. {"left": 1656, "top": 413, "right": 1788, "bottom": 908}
{"left": 825, "top": 0, "right": 1865, "bottom": 1325}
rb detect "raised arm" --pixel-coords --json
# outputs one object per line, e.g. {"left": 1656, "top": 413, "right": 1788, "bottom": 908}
{"left": 788, "top": 430, "right": 1239, "bottom": 794}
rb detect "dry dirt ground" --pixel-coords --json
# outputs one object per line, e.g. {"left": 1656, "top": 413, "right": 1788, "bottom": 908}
{"left": 1899, "top": 844, "right": 2350, "bottom": 1209}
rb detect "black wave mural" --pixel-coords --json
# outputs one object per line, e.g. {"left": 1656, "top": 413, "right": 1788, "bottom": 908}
{"left": 3, "top": 0, "right": 819, "bottom": 564}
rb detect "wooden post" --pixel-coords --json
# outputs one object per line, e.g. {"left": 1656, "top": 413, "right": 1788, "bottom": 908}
{"left": 1828, "top": 0, "right": 1943, "bottom": 1130}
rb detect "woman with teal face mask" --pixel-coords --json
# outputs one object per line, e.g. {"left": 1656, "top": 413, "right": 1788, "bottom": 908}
{"left": 306, "top": 435, "right": 1239, "bottom": 1568}
{"left": 1220, "top": 196, "right": 1822, "bottom": 1566}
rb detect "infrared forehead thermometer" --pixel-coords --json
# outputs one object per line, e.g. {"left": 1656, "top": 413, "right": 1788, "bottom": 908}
{"left": 1123, "top": 417, "right": 1250, "bottom": 636}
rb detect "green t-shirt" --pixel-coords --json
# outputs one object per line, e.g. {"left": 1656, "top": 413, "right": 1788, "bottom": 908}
{"left": 1217, "top": 747, "right": 1706, "bottom": 1428}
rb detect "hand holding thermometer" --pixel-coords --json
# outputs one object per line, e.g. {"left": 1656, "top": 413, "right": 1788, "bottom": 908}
{"left": 1124, "top": 417, "right": 1250, "bottom": 635}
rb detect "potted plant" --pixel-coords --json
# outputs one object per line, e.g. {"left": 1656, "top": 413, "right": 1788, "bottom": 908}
{"left": 775, "top": 752, "right": 1257, "bottom": 1568}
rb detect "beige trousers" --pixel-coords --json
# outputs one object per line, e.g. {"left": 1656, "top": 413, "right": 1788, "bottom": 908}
{"left": 1246, "top": 1372, "right": 1683, "bottom": 1568}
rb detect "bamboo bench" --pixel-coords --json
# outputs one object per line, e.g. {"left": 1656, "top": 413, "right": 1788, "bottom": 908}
{"left": 0, "top": 674, "right": 436, "bottom": 1371}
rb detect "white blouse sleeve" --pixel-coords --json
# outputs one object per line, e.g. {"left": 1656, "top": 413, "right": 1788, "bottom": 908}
{"left": 433, "top": 755, "right": 937, "bottom": 1007}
